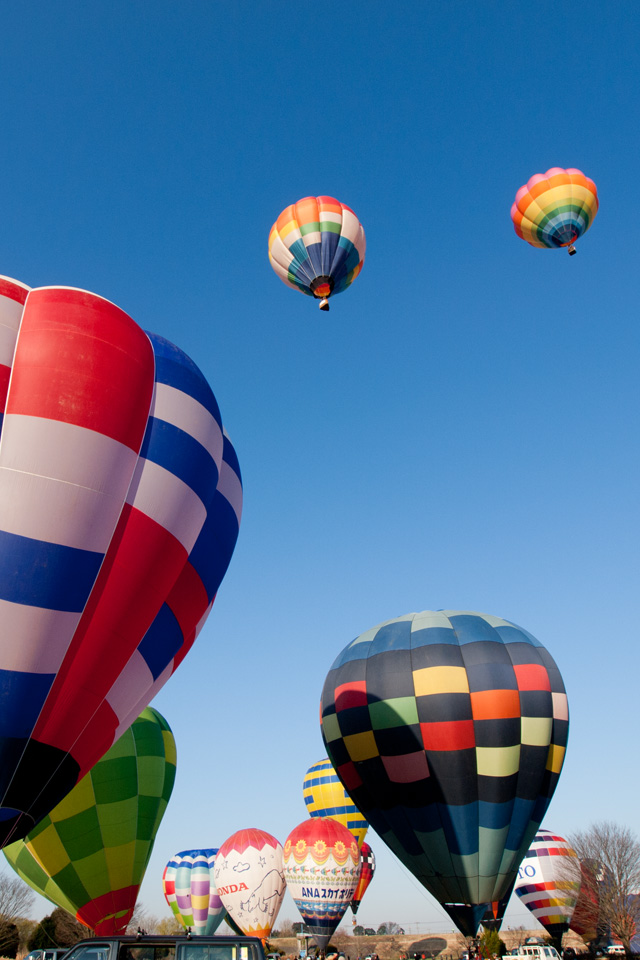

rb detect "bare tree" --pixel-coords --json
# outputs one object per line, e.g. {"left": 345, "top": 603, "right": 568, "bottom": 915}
{"left": 0, "top": 871, "right": 34, "bottom": 921}
{"left": 126, "top": 903, "right": 161, "bottom": 934}
{"left": 500, "top": 928, "right": 530, "bottom": 953}
{"left": 568, "top": 822, "right": 640, "bottom": 955}
{"left": 0, "top": 871, "right": 35, "bottom": 954}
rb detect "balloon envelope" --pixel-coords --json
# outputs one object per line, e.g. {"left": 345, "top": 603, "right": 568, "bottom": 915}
{"left": 303, "top": 758, "right": 368, "bottom": 848}
{"left": 570, "top": 860, "right": 601, "bottom": 941}
{"left": 214, "top": 828, "right": 285, "bottom": 941}
{"left": 268, "top": 197, "right": 365, "bottom": 308}
{"left": 351, "top": 842, "right": 375, "bottom": 916}
{"left": 481, "top": 880, "right": 516, "bottom": 932}
{"left": 0, "top": 280, "right": 242, "bottom": 845}
{"left": 163, "top": 849, "right": 225, "bottom": 935}
{"left": 320, "top": 610, "right": 569, "bottom": 935}
{"left": 3, "top": 706, "right": 176, "bottom": 934}
{"left": 511, "top": 168, "right": 598, "bottom": 251}
{"left": 283, "top": 817, "right": 360, "bottom": 951}
{"left": 515, "top": 829, "right": 580, "bottom": 940}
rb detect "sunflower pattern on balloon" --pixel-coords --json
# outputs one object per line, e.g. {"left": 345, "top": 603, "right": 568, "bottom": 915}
{"left": 283, "top": 818, "right": 360, "bottom": 951}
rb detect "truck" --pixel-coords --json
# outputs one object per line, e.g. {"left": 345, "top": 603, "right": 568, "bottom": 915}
{"left": 58, "top": 934, "right": 266, "bottom": 960}
{"left": 506, "top": 946, "right": 562, "bottom": 960}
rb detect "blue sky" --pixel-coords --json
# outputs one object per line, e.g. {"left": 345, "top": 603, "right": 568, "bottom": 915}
{"left": 1, "top": 0, "right": 639, "bottom": 937}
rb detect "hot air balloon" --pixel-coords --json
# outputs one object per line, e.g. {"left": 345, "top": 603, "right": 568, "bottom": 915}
{"left": 214, "top": 828, "right": 285, "bottom": 942}
{"left": 163, "top": 849, "right": 226, "bottom": 935}
{"left": 570, "top": 860, "right": 602, "bottom": 942}
{"left": 3, "top": 706, "right": 176, "bottom": 934}
{"left": 511, "top": 168, "right": 598, "bottom": 255}
{"left": 351, "top": 842, "right": 375, "bottom": 916}
{"left": 303, "top": 758, "right": 368, "bottom": 849}
{"left": 0, "top": 281, "right": 242, "bottom": 846}
{"left": 515, "top": 830, "right": 581, "bottom": 945}
{"left": 268, "top": 197, "right": 365, "bottom": 310}
{"left": 283, "top": 817, "right": 360, "bottom": 952}
{"left": 320, "top": 610, "right": 569, "bottom": 937}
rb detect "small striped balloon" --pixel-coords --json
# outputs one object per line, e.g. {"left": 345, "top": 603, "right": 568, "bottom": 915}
{"left": 163, "top": 849, "right": 225, "bottom": 935}
{"left": 511, "top": 167, "right": 598, "bottom": 254}
{"left": 514, "top": 829, "right": 580, "bottom": 940}
{"left": 303, "top": 758, "right": 368, "bottom": 848}
{"left": 268, "top": 197, "right": 365, "bottom": 310}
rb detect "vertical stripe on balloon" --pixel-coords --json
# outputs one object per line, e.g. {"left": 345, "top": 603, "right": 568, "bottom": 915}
{"left": 33, "top": 334, "right": 224, "bottom": 771}
{"left": 0, "top": 287, "right": 154, "bottom": 813}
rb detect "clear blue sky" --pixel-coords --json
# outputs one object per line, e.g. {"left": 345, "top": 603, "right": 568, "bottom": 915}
{"left": 1, "top": 0, "right": 639, "bottom": 937}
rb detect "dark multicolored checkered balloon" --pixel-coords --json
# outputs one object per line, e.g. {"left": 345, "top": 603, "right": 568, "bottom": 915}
{"left": 320, "top": 610, "right": 569, "bottom": 937}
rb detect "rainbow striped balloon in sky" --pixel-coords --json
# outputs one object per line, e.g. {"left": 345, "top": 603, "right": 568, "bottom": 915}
{"left": 511, "top": 167, "right": 598, "bottom": 254}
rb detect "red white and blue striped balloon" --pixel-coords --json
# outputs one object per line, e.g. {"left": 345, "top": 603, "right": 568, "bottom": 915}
{"left": 163, "top": 849, "right": 225, "bottom": 935}
{"left": 0, "top": 279, "right": 242, "bottom": 846}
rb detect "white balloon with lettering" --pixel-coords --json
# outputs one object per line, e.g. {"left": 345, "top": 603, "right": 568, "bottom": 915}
{"left": 215, "top": 827, "right": 285, "bottom": 940}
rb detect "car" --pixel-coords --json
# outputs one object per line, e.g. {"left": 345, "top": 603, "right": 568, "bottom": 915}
{"left": 607, "top": 948, "right": 625, "bottom": 956}
{"left": 59, "top": 934, "right": 266, "bottom": 960}
{"left": 25, "top": 952, "right": 67, "bottom": 960}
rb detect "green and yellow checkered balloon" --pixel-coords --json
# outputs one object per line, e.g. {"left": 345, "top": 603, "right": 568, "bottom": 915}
{"left": 3, "top": 707, "right": 176, "bottom": 934}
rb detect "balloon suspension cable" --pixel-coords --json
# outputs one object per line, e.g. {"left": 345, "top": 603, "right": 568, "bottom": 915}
{"left": 568, "top": 244, "right": 577, "bottom": 256}
{"left": 319, "top": 298, "right": 330, "bottom": 311}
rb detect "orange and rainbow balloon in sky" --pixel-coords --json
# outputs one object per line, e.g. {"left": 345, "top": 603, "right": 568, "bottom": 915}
{"left": 511, "top": 167, "right": 598, "bottom": 254}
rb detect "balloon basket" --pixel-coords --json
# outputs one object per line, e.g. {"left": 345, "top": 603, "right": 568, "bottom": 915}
{"left": 319, "top": 298, "right": 330, "bottom": 311}
{"left": 568, "top": 244, "right": 576, "bottom": 255}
